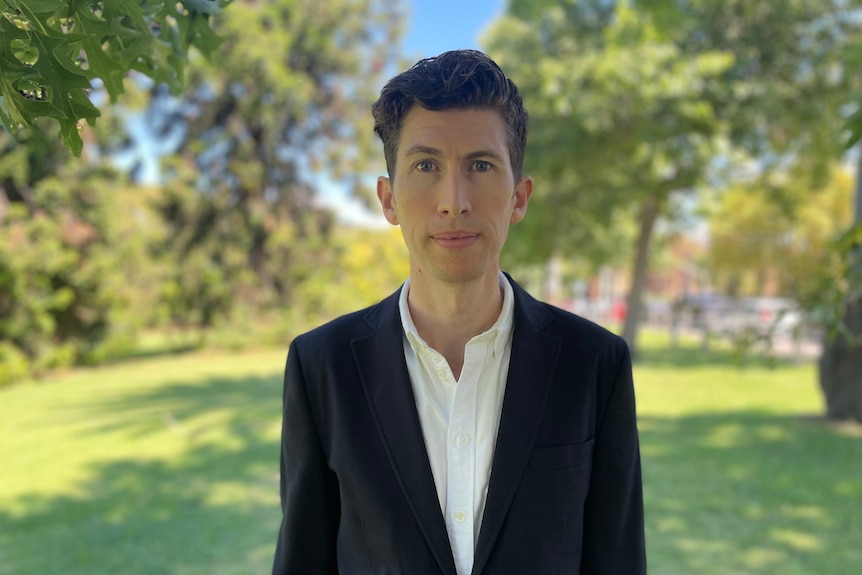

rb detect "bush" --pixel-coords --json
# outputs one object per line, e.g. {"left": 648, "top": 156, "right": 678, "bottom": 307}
{"left": 0, "top": 161, "right": 164, "bottom": 383}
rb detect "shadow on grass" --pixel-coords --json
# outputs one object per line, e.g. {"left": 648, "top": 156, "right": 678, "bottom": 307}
{"left": 104, "top": 329, "right": 207, "bottom": 365}
{"left": 110, "top": 342, "right": 202, "bottom": 363}
{"left": 640, "top": 411, "right": 862, "bottom": 575}
{"left": 0, "top": 373, "right": 284, "bottom": 575}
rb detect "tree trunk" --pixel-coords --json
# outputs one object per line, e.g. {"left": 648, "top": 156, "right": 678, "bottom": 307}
{"left": 818, "top": 293, "right": 862, "bottom": 422}
{"left": 622, "top": 193, "right": 663, "bottom": 357}
{"left": 817, "top": 145, "right": 862, "bottom": 422}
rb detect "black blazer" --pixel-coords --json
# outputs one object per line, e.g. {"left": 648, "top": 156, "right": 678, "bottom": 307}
{"left": 273, "top": 277, "right": 646, "bottom": 574}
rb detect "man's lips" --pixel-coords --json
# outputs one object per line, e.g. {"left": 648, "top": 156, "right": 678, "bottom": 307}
{"left": 431, "top": 231, "right": 479, "bottom": 249}
{"left": 432, "top": 231, "right": 478, "bottom": 240}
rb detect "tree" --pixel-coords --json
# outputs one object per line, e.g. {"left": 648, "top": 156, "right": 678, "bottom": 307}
{"left": 818, "top": 115, "right": 862, "bottom": 421}
{"left": 0, "top": 0, "right": 406, "bottom": 385}
{"left": 816, "top": 11, "right": 862, "bottom": 420}
{"left": 486, "top": 2, "right": 731, "bottom": 355}
{"left": 485, "top": 0, "right": 862, "bottom": 358}
{"left": 0, "top": 121, "right": 167, "bottom": 384}
{"left": 816, "top": 217, "right": 862, "bottom": 422}
{"left": 706, "top": 166, "right": 855, "bottom": 300}
{"left": 0, "top": 0, "right": 229, "bottom": 382}
{"left": 136, "top": 0, "right": 403, "bottom": 328}
{"left": 0, "top": 0, "right": 228, "bottom": 155}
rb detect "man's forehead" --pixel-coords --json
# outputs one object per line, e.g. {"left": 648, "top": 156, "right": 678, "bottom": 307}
{"left": 397, "top": 107, "right": 508, "bottom": 153}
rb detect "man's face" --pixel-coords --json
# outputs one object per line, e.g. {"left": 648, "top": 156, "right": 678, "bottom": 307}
{"left": 377, "top": 106, "right": 532, "bottom": 286}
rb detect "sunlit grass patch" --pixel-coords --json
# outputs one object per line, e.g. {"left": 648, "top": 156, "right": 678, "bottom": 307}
{"left": 635, "top": 334, "right": 862, "bottom": 575}
{"left": 0, "top": 348, "right": 287, "bottom": 575}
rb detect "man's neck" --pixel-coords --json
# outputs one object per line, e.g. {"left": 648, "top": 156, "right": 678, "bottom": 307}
{"left": 407, "top": 270, "right": 504, "bottom": 379}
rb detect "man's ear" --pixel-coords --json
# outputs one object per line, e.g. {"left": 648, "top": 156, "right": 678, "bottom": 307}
{"left": 377, "top": 176, "right": 399, "bottom": 225}
{"left": 510, "top": 175, "right": 532, "bottom": 224}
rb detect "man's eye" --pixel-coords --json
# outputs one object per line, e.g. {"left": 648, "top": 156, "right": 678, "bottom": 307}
{"left": 474, "top": 160, "right": 491, "bottom": 172}
{"left": 417, "top": 161, "right": 435, "bottom": 172}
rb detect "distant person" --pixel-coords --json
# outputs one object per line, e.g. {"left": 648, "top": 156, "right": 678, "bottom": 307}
{"left": 272, "top": 49, "right": 646, "bottom": 574}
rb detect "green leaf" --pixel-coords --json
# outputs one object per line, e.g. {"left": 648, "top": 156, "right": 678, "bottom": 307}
{"left": 71, "top": 8, "right": 143, "bottom": 100}
{"left": 1, "top": 10, "right": 33, "bottom": 31}
{"left": 0, "top": 95, "right": 18, "bottom": 129}
{"left": 58, "top": 115, "right": 84, "bottom": 156}
{"left": 6, "top": 1, "right": 50, "bottom": 34}
{"left": 1, "top": 0, "right": 232, "bottom": 154}
{"left": 10, "top": 38, "right": 39, "bottom": 66}
{"left": 185, "top": 12, "right": 224, "bottom": 58}
{"left": 15, "top": 75, "right": 50, "bottom": 100}
{"left": 0, "top": 53, "right": 32, "bottom": 127}
{"left": 12, "top": 0, "right": 66, "bottom": 12}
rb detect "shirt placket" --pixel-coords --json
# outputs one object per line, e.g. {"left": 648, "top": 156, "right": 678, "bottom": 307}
{"left": 445, "top": 340, "right": 485, "bottom": 575}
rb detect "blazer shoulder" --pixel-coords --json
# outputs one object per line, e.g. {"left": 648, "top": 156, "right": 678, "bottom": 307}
{"left": 530, "top": 298, "right": 631, "bottom": 366}
{"left": 291, "top": 286, "right": 402, "bottom": 353}
{"left": 546, "top": 303, "right": 624, "bottom": 346}
{"left": 509, "top": 275, "right": 626, "bottom": 355}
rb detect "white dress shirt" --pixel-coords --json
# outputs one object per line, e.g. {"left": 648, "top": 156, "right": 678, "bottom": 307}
{"left": 398, "top": 272, "right": 515, "bottom": 575}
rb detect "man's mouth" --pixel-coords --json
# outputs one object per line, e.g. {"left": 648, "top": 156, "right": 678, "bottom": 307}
{"left": 431, "top": 231, "right": 479, "bottom": 249}
{"left": 432, "top": 231, "right": 478, "bottom": 240}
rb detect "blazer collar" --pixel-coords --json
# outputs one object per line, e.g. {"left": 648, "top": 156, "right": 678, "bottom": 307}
{"left": 352, "top": 277, "right": 562, "bottom": 575}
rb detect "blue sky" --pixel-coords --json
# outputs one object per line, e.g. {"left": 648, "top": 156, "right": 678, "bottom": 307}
{"left": 401, "top": 0, "right": 505, "bottom": 59}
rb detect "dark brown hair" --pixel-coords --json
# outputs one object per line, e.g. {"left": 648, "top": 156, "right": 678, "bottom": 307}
{"left": 372, "top": 50, "right": 528, "bottom": 180}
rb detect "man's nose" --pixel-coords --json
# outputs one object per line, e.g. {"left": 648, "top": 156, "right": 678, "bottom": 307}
{"left": 437, "top": 170, "right": 471, "bottom": 217}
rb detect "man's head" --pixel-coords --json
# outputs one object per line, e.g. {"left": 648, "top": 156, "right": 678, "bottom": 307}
{"left": 372, "top": 50, "right": 528, "bottom": 181}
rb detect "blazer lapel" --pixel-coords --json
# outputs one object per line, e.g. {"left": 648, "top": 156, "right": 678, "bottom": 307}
{"left": 352, "top": 291, "right": 457, "bottom": 575}
{"left": 472, "top": 282, "right": 562, "bottom": 575}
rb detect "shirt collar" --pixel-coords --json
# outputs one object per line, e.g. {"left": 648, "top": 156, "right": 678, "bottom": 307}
{"left": 399, "top": 270, "right": 515, "bottom": 358}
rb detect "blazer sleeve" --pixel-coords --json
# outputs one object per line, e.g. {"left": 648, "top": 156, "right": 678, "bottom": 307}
{"left": 272, "top": 340, "right": 340, "bottom": 574}
{"left": 580, "top": 342, "right": 647, "bottom": 574}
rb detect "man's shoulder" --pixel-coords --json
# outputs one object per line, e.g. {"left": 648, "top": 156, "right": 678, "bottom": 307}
{"left": 509, "top": 277, "right": 625, "bottom": 352}
{"left": 523, "top": 299, "right": 632, "bottom": 375}
{"left": 292, "top": 287, "right": 402, "bottom": 350}
{"left": 539, "top": 300, "right": 625, "bottom": 348}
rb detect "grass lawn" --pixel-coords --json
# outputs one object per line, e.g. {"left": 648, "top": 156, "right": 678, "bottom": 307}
{"left": 1, "top": 334, "right": 860, "bottom": 574}
{"left": 0, "top": 348, "right": 287, "bottom": 575}
{"left": 636, "top": 333, "right": 862, "bottom": 575}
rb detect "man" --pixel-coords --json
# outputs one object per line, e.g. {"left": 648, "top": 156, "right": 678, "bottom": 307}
{"left": 272, "top": 50, "right": 646, "bottom": 574}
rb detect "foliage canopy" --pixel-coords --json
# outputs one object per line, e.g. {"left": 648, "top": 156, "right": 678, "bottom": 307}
{"left": 0, "top": 0, "right": 406, "bottom": 385}
{"left": 486, "top": 0, "right": 862, "bottom": 354}
{"left": 0, "top": 0, "right": 229, "bottom": 154}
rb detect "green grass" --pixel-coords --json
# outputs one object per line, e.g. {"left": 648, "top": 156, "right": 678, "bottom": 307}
{"left": 637, "top": 332, "right": 862, "bottom": 575}
{"left": 0, "top": 348, "right": 286, "bottom": 575}
{"left": 1, "top": 333, "right": 859, "bottom": 574}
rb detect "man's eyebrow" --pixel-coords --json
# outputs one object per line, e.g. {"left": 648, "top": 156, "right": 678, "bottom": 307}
{"left": 464, "top": 149, "right": 505, "bottom": 162}
{"left": 403, "top": 144, "right": 441, "bottom": 157}
{"left": 402, "top": 146, "right": 506, "bottom": 162}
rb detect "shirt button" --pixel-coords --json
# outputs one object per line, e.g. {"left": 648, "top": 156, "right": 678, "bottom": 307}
{"left": 454, "top": 511, "right": 467, "bottom": 523}
{"left": 458, "top": 434, "right": 470, "bottom": 445}
{"left": 436, "top": 367, "right": 447, "bottom": 379}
